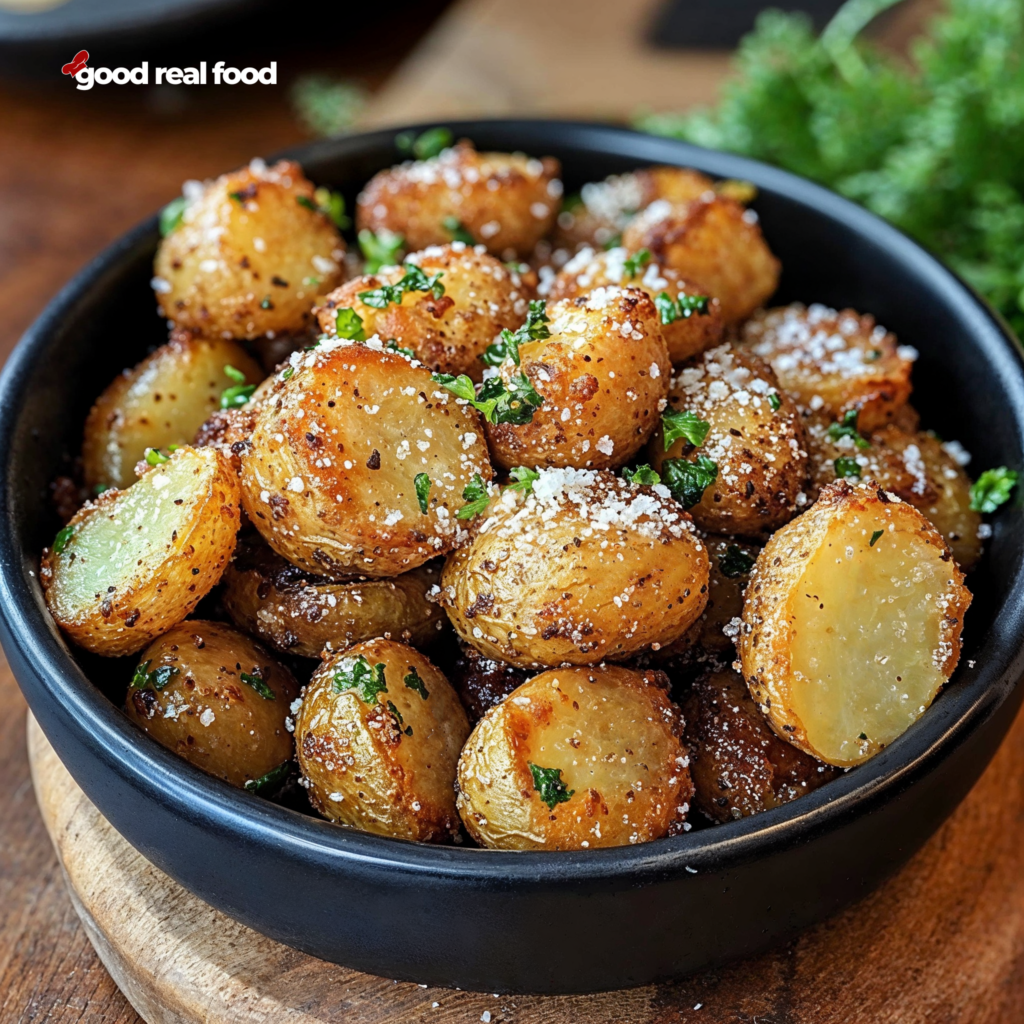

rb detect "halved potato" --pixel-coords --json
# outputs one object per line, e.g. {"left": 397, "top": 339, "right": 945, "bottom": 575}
{"left": 456, "top": 665, "right": 694, "bottom": 850}
{"left": 295, "top": 639, "right": 470, "bottom": 842}
{"left": 41, "top": 446, "right": 240, "bottom": 657}
{"left": 738, "top": 480, "right": 972, "bottom": 767}
{"left": 221, "top": 534, "right": 446, "bottom": 657}
{"left": 438, "top": 467, "right": 709, "bottom": 667}
{"left": 740, "top": 303, "right": 915, "bottom": 432}
{"left": 82, "top": 333, "right": 263, "bottom": 490}
{"left": 124, "top": 620, "right": 299, "bottom": 790}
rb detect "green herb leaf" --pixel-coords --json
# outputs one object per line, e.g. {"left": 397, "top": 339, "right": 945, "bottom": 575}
{"left": 398, "top": 126, "right": 453, "bottom": 160}
{"left": 434, "top": 371, "right": 543, "bottom": 425}
{"left": 970, "top": 466, "right": 1018, "bottom": 513}
{"left": 456, "top": 474, "right": 490, "bottom": 519}
{"left": 834, "top": 456, "right": 862, "bottom": 479}
{"left": 93, "top": 484, "right": 110, "bottom": 496}
{"left": 622, "top": 248, "right": 651, "bottom": 279}
{"left": 481, "top": 300, "right": 550, "bottom": 367}
{"left": 314, "top": 186, "right": 349, "bottom": 229}
{"left": 769, "top": 392, "right": 782, "bottom": 411}
{"left": 224, "top": 364, "right": 247, "bottom": 384}
{"left": 131, "top": 660, "right": 179, "bottom": 691}
{"left": 240, "top": 669, "right": 275, "bottom": 700}
{"left": 386, "top": 339, "right": 416, "bottom": 359}
{"left": 507, "top": 466, "right": 540, "bottom": 493}
{"left": 432, "top": 372, "right": 477, "bottom": 402}
{"left": 386, "top": 700, "right": 413, "bottom": 736}
{"left": 662, "top": 455, "right": 718, "bottom": 508}
{"left": 719, "top": 545, "right": 756, "bottom": 577}
{"left": 333, "top": 655, "right": 388, "bottom": 703}
{"left": 870, "top": 529, "right": 884, "bottom": 546}
{"left": 663, "top": 408, "right": 711, "bottom": 450}
{"left": 358, "top": 228, "right": 405, "bottom": 273}
{"left": 358, "top": 263, "right": 444, "bottom": 309}
{"left": 414, "top": 472, "right": 431, "bottom": 514}
{"left": 623, "top": 464, "right": 661, "bottom": 485}
{"left": 296, "top": 195, "right": 318, "bottom": 212}
{"left": 404, "top": 667, "right": 430, "bottom": 700}
{"left": 528, "top": 762, "right": 575, "bottom": 810}
{"left": 244, "top": 760, "right": 293, "bottom": 795}
{"left": 654, "top": 291, "right": 711, "bottom": 325}
{"left": 145, "top": 447, "right": 170, "bottom": 466}
{"left": 335, "top": 307, "right": 366, "bottom": 341}
{"left": 159, "top": 196, "right": 187, "bottom": 237}
{"left": 827, "top": 409, "right": 870, "bottom": 450}
{"left": 443, "top": 215, "right": 476, "bottom": 244}
{"left": 53, "top": 524, "right": 76, "bottom": 555}
{"left": 281, "top": 366, "right": 294, "bottom": 381}
{"left": 221, "top": 383, "right": 256, "bottom": 409}
{"left": 603, "top": 233, "right": 622, "bottom": 250}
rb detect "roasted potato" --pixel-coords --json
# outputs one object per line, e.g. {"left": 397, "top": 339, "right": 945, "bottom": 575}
{"left": 295, "top": 639, "right": 470, "bottom": 842}
{"left": 456, "top": 665, "right": 694, "bottom": 850}
{"left": 682, "top": 668, "right": 837, "bottom": 823}
{"left": 313, "top": 244, "right": 532, "bottom": 381}
{"left": 804, "top": 415, "right": 983, "bottom": 569}
{"left": 154, "top": 159, "right": 345, "bottom": 339}
{"left": 547, "top": 246, "right": 723, "bottom": 364}
{"left": 622, "top": 196, "right": 780, "bottom": 323}
{"left": 438, "top": 467, "right": 710, "bottom": 667}
{"left": 82, "top": 333, "right": 263, "bottom": 490}
{"left": 124, "top": 620, "right": 299, "bottom": 790}
{"left": 485, "top": 287, "right": 671, "bottom": 472}
{"left": 649, "top": 345, "right": 809, "bottom": 537}
{"left": 222, "top": 534, "right": 446, "bottom": 658}
{"left": 739, "top": 480, "right": 972, "bottom": 767}
{"left": 739, "top": 303, "right": 915, "bottom": 432}
{"left": 41, "top": 446, "right": 240, "bottom": 657}
{"left": 239, "top": 338, "right": 493, "bottom": 579}
{"left": 448, "top": 642, "right": 529, "bottom": 722}
{"left": 356, "top": 142, "right": 561, "bottom": 258}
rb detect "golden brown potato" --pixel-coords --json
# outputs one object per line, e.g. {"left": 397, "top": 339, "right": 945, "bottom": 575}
{"left": 221, "top": 534, "right": 446, "bottom": 658}
{"left": 82, "top": 333, "right": 263, "bottom": 490}
{"left": 548, "top": 246, "right": 723, "bottom": 364}
{"left": 682, "top": 668, "right": 837, "bottom": 823}
{"left": 739, "top": 480, "right": 972, "bottom": 767}
{"left": 41, "top": 447, "right": 240, "bottom": 657}
{"left": 239, "top": 339, "right": 493, "bottom": 579}
{"left": 622, "top": 196, "right": 780, "bottom": 323}
{"left": 456, "top": 665, "right": 693, "bottom": 850}
{"left": 804, "top": 415, "right": 983, "bottom": 569}
{"left": 447, "top": 642, "right": 529, "bottom": 722}
{"left": 649, "top": 345, "right": 809, "bottom": 537}
{"left": 485, "top": 287, "right": 671, "bottom": 472}
{"left": 154, "top": 159, "right": 345, "bottom": 339}
{"left": 295, "top": 639, "right": 470, "bottom": 842}
{"left": 313, "top": 244, "right": 532, "bottom": 381}
{"left": 356, "top": 142, "right": 561, "bottom": 258}
{"left": 124, "top": 620, "right": 299, "bottom": 790}
{"left": 739, "top": 303, "right": 915, "bottom": 432}
{"left": 193, "top": 371, "right": 280, "bottom": 473}
{"left": 438, "top": 467, "right": 710, "bottom": 667}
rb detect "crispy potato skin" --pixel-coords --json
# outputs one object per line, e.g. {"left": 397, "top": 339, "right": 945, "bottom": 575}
{"left": 739, "top": 481, "right": 972, "bottom": 766}
{"left": 154, "top": 160, "right": 345, "bottom": 339}
{"left": 622, "top": 196, "right": 780, "bottom": 323}
{"left": 356, "top": 143, "right": 561, "bottom": 258}
{"left": 740, "top": 303, "right": 914, "bottom": 432}
{"left": 439, "top": 468, "right": 709, "bottom": 668}
{"left": 295, "top": 639, "right": 470, "bottom": 842}
{"left": 448, "top": 642, "right": 529, "bottom": 722}
{"left": 456, "top": 665, "right": 693, "bottom": 850}
{"left": 82, "top": 333, "right": 263, "bottom": 490}
{"left": 239, "top": 341, "right": 492, "bottom": 579}
{"left": 41, "top": 447, "right": 240, "bottom": 657}
{"left": 682, "top": 668, "right": 837, "bottom": 823}
{"left": 486, "top": 288, "right": 671, "bottom": 472}
{"left": 548, "top": 247, "right": 723, "bottom": 364}
{"left": 123, "top": 620, "right": 298, "bottom": 789}
{"left": 314, "top": 245, "right": 531, "bottom": 381}
{"left": 222, "top": 534, "right": 445, "bottom": 658}
{"left": 650, "top": 345, "right": 809, "bottom": 537}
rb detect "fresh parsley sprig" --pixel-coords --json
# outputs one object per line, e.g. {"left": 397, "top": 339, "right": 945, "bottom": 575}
{"left": 719, "top": 545, "right": 755, "bottom": 577}
{"left": 622, "top": 248, "right": 651, "bottom": 279}
{"left": 432, "top": 371, "right": 544, "bottom": 425}
{"left": 358, "top": 229, "right": 404, "bottom": 273}
{"left": 654, "top": 291, "right": 711, "bottom": 325}
{"left": 507, "top": 466, "right": 540, "bottom": 494}
{"left": 335, "top": 307, "right": 366, "bottom": 341}
{"left": 481, "top": 300, "right": 551, "bottom": 367}
{"left": 827, "top": 409, "right": 870, "bottom": 450}
{"left": 528, "top": 762, "right": 575, "bottom": 810}
{"left": 396, "top": 126, "right": 453, "bottom": 160}
{"left": 414, "top": 473, "right": 432, "bottom": 514}
{"left": 623, "top": 464, "right": 661, "bottom": 485}
{"left": 443, "top": 216, "right": 476, "bottom": 244}
{"left": 333, "top": 656, "right": 388, "bottom": 703}
{"left": 358, "top": 263, "right": 445, "bottom": 309}
{"left": 131, "top": 660, "right": 179, "bottom": 691}
{"left": 456, "top": 475, "right": 490, "bottom": 519}
{"left": 970, "top": 466, "right": 1018, "bottom": 513}
{"left": 662, "top": 455, "right": 718, "bottom": 508}
{"left": 663, "top": 408, "right": 711, "bottom": 450}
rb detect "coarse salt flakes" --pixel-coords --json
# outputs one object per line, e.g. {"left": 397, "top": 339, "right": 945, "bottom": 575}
{"left": 199, "top": 708, "right": 216, "bottom": 727}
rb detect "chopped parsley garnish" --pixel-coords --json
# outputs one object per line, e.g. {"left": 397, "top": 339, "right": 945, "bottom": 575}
{"left": 314, "top": 186, "right": 348, "bottom": 229}
{"left": 654, "top": 291, "right": 711, "bottom": 325}
{"left": 224, "top": 364, "right": 246, "bottom": 384}
{"left": 414, "top": 472, "right": 431, "bottom": 514}
{"left": 768, "top": 392, "right": 782, "bottom": 411}
{"left": 432, "top": 371, "right": 544, "bottom": 425}
{"left": 443, "top": 216, "right": 475, "bottom": 244}
{"left": 159, "top": 196, "right": 186, "bottom": 237}
{"left": 386, "top": 339, "right": 416, "bottom": 358}
{"left": 333, "top": 655, "right": 388, "bottom": 704}
{"left": 456, "top": 474, "right": 490, "bottom": 519}
{"left": 827, "top": 409, "right": 870, "bottom": 450}
{"left": 281, "top": 366, "right": 294, "bottom": 381}
{"left": 528, "top": 762, "right": 575, "bottom": 810}
{"left": 244, "top": 760, "right": 292, "bottom": 795}
{"left": 358, "top": 228, "right": 404, "bottom": 273}
{"left": 52, "top": 524, "right": 75, "bottom": 555}
{"left": 240, "top": 669, "right": 275, "bottom": 700}
{"left": 870, "top": 529, "right": 884, "bottom": 546}
{"left": 335, "top": 307, "right": 366, "bottom": 341}
{"left": 662, "top": 455, "right": 718, "bottom": 508}
{"left": 481, "top": 300, "right": 550, "bottom": 367}
{"left": 396, "top": 126, "right": 453, "bottom": 160}
{"left": 387, "top": 700, "right": 413, "bottom": 736}
{"left": 834, "top": 456, "right": 862, "bottom": 479}
{"left": 220, "top": 372, "right": 256, "bottom": 408}
{"left": 603, "top": 233, "right": 623, "bottom": 250}
{"left": 969, "top": 466, "right": 1018, "bottom": 513}
{"left": 507, "top": 466, "right": 540, "bottom": 494}
{"left": 404, "top": 667, "right": 429, "bottom": 700}
{"left": 719, "top": 545, "right": 755, "bottom": 577}
{"left": 622, "top": 248, "right": 651, "bottom": 279}
{"left": 93, "top": 484, "right": 110, "bottom": 496}
{"left": 131, "top": 660, "right": 179, "bottom": 691}
{"left": 623, "top": 464, "right": 661, "bottom": 485}
{"left": 358, "top": 263, "right": 445, "bottom": 309}
{"left": 296, "top": 195, "right": 317, "bottom": 212}
{"left": 145, "top": 447, "right": 170, "bottom": 466}
{"left": 662, "top": 408, "right": 711, "bottom": 450}
{"left": 229, "top": 190, "right": 247, "bottom": 204}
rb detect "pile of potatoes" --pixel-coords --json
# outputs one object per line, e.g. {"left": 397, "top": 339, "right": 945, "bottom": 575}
{"left": 41, "top": 133, "right": 998, "bottom": 851}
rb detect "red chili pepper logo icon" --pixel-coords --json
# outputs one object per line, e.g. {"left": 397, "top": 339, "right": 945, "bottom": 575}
{"left": 61, "top": 51, "right": 89, "bottom": 77}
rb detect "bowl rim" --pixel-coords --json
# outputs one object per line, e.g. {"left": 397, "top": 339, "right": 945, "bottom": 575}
{"left": 3, "top": 118, "right": 1024, "bottom": 887}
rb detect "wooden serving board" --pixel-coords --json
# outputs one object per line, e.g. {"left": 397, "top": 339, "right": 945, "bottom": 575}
{"left": 27, "top": 706, "right": 1024, "bottom": 1024}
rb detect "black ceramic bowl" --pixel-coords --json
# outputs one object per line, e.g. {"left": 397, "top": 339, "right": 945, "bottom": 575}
{"left": 2, "top": 121, "right": 1024, "bottom": 996}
